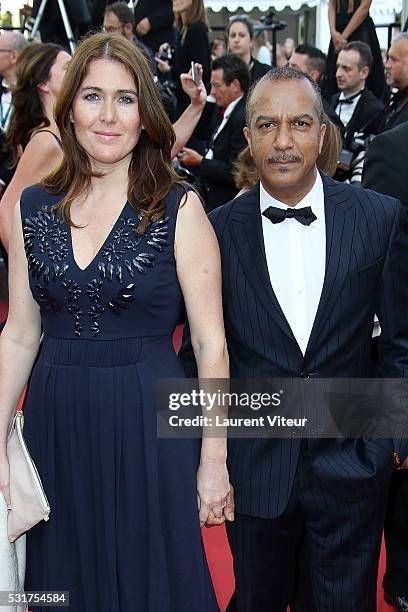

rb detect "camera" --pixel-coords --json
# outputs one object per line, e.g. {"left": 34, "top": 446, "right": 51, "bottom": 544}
{"left": 155, "top": 45, "right": 173, "bottom": 65}
{"left": 337, "top": 132, "right": 375, "bottom": 172}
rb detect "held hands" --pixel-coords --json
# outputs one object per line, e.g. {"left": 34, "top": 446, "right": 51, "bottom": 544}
{"left": 197, "top": 461, "right": 235, "bottom": 528}
{"left": 136, "top": 17, "right": 151, "bottom": 36}
{"left": 178, "top": 147, "right": 203, "bottom": 167}
{"left": 332, "top": 30, "right": 347, "bottom": 53}
{"left": 180, "top": 64, "right": 207, "bottom": 108}
{"left": 0, "top": 453, "right": 11, "bottom": 510}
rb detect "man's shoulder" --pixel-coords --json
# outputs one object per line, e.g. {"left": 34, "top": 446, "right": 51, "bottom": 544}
{"left": 360, "top": 88, "right": 384, "bottom": 111}
{"left": 208, "top": 187, "right": 256, "bottom": 229}
{"left": 374, "top": 121, "right": 408, "bottom": 146}
{"left": 325, "top": 174, "right": 399, "bottom": 215}
{"left": 230, "top": 97, "right": 247, "bottom": 121}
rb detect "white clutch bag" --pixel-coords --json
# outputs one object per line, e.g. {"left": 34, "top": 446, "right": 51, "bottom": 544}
{"left": 0, "top": 497, "right": 27, "bottom": 612}
{"left": 6, "top": 411, "right": 50, "bottom": 543}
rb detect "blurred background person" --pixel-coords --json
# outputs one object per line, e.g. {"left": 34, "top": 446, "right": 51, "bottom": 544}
{"left": 362, "top": 121, "right": 408, "bottom": 612}
{"left": 103, "top": 2, "right": 156, "bottom": 74}
{"left": 331, "top": 41, "right": 384, "bottom": 182}
{"left": 0, "top": 31, "right": 28, "bottom": 198}
{"left": 325, "top": 0, "right": 386, "bottom": 101}
{"left": 210, "top": 36, "right": 227, "bottom": 61}
{"left": 283, "top": 37, "right": 295, "bottom": 60}
{"left": 156, "top": 0, "right": 211, "bottom": 121}
{"left": 0, "top": 43, "right": 70, "bottom": 253}
{"left": 227, "top": 16, "right": 270, "bottom": 86}
{"left": 289, "top": 43, "right": 343, "bottom": 129}
{"left": 382, "top": 33, "right": 408, "bottom": 130}
{"left": 252, "top": 29, "right": 271, "bottom": 66}
{"left": 179, "top": 54, "right": 248, "bottom": 211}
{"left": 275, "top": 43, "right": 288, "bottom": 67}
{"left": 134, "top": 0, "right": 175, "bottom": 54}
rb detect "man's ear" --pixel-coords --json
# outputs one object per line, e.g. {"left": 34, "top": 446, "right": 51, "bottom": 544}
{"left": 318, "top": 122, "right": 327, "bottom": 154}
{"left": 361, "top": 65, "right": 369, "bottom": 81}
{"left": 309, "top": 69, "right": 320, "bottom": 83}
{"left": 124, "top": 22, "right": 133, "bottom": 39}
{"left": 243, "top": 126, "right": 252, "bottom": 155}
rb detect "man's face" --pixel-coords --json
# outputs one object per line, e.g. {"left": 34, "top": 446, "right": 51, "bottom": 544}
{"left": 336, "top": 49, "right": 368, "bottom": 94}
{"left": 244, "top": 78, "right": 325, "bottom": 201}
{"left": 385, "top": 39, "right": 408, "bottom": 89}
{"left": 103, "top": 12, "right": 133, "bottom": 41}
{"left": 0, "top": 33, "right": 17, "bottom": 78}
{"left": 210, "top": 68, "right": 237, "bottom": 109}
{"left": 289, "top": 52, "right": 309, "bottom": 74}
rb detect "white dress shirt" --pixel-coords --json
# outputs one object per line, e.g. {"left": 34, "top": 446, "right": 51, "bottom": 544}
{"left": 335, "top": 89, "right": 364, "bottom": 128}
{"left": 205, "top": 95, "right": 243, "bottom": 160}
{"left": 260, "top": 172, "right": 326, "bottom": 354}
{"left": 0, "top": 79, "right": 12, "bottom": 131}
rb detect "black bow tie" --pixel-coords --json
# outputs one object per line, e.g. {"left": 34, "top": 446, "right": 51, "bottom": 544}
{"left": 263, "top": 205, "right": 317, "bottom": 226}
{"left": 338, "top": 91, "right": 362, "bottom": 105}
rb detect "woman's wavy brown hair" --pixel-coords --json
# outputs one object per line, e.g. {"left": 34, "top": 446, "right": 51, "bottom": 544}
{"left": 6, "top": 42, "right": 65, "bottom": 164}
{"left": 43, "top": 32, "right": 182, "bottom": 234}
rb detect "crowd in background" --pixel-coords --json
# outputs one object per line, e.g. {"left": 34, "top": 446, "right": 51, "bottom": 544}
{"left": 0, "top": 1, "right": 408, "bottom": 610}
{"left": 1, "top": 0, "right": 408, "bottom": 220}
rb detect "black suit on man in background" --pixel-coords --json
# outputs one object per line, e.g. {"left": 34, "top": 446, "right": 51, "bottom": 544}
{"left": 198, "top": 98, "right": 247, "bottom": 211}
{"left": 363, "top": 120, "right": 408, "bottom": 609}
{"left": 331, "top": 87, "right": 384, "bottom": 147}
{"left": 363, "top": 121, "right": 408, "bottom": 210}
{"left": 133, "top": 0, "right": 175, "bottom": 53}
{"left": 381, "top": 87, "right": 408, "bottom": 132}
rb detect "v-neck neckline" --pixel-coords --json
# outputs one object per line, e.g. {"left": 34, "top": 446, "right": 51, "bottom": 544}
{"left": 69, "top": 201, "right": 128, "bottom": 272}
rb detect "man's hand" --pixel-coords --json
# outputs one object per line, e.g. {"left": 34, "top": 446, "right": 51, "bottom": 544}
{"left": 136, "top": 17, "right": 151, "bottom": 36}
{"left": 178, "top": 147, "right": 203, "bottom": 167}
{"left": 180, "top": 64, "right": 207, "bottom": 108}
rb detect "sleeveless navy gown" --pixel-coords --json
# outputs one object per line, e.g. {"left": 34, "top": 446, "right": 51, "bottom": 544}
{"left": 19, "top": 184, "right": 219, "bottom": 612}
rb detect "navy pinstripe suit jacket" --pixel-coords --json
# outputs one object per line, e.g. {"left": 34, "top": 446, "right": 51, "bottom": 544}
{"left": 179, "top": 173, "right": 408, "bottom": 519}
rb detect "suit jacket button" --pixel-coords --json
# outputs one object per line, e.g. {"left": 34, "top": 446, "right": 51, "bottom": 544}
{"left": 300, "top": 371, "right": 310, "bottom": 380}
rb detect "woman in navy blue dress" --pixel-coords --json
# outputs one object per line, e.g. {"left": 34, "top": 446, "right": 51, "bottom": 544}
{"left": 0, "top": 32, "right": 232, "bottom": 611}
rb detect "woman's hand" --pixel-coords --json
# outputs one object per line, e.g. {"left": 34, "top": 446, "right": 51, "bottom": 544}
{"left": 332, "top": 30, "right": 347, "bottom": 53}
{"left": 0, "top": 453, "right": 11, "bottom": 510}
{"left": 197, "top": 461, "right": 234, "bottom": 528}
{"left": 155, "top": 57, "right": 171, "bottom": 74}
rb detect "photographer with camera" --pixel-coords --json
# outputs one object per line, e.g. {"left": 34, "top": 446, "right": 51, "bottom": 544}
{"left": 156, "top": 0, "right": 211, "bottom": 119}
{"left": 332, "top": 41, "right": 384, "bottom": 182}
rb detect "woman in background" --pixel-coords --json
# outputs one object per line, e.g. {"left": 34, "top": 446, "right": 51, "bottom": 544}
{"left": 227, "top": 16, "right": 270, "bottom": 85}
{"left": 325, "top": 0, "right": 386, "bottom": 100}
{"left": 0, "top": 43, "right": 70, "bottom": 252}
{"left": 156, "top": 0, "right": 211, "bottom": 118}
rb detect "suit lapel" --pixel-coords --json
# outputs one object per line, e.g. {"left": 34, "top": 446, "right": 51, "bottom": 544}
{"left": 304, "top": 174, "right": 357, "bottom": 357}
{"left": 213, "top": 97, "right": 245, "bottom": 144}
{"left": 230, "top": 183, "right": 298, "bottom": 344}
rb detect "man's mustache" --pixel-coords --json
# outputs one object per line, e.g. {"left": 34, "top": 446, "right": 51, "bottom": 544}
{"left": 267, "top": 153, "right": 302, "bottom": 163}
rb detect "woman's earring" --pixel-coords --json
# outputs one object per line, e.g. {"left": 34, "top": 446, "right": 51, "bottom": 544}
{"left": 69, "top": 112, "right": 74, "bottom": 124}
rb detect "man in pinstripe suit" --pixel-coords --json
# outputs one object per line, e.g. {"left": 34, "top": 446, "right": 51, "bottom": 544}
{"left": 180, "top": 65, "right": 408, "bottom": 611}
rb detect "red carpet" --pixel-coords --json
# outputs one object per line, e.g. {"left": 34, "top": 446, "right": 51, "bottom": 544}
{"left": 0, "top": 311, "right": 396, "bottom": 611}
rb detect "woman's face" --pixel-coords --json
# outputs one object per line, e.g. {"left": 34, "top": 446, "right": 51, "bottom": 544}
{"left": 228, "top": 21, "right": 252, "bottom": 58}
{"left": 71, "top": 58, "right": 142, "bottom": 168}
{"left": 172, "top": 0, "right": 193, "bottom": 14}
{"left": 47, "top": 50, "right": 71, "bottom": 99}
